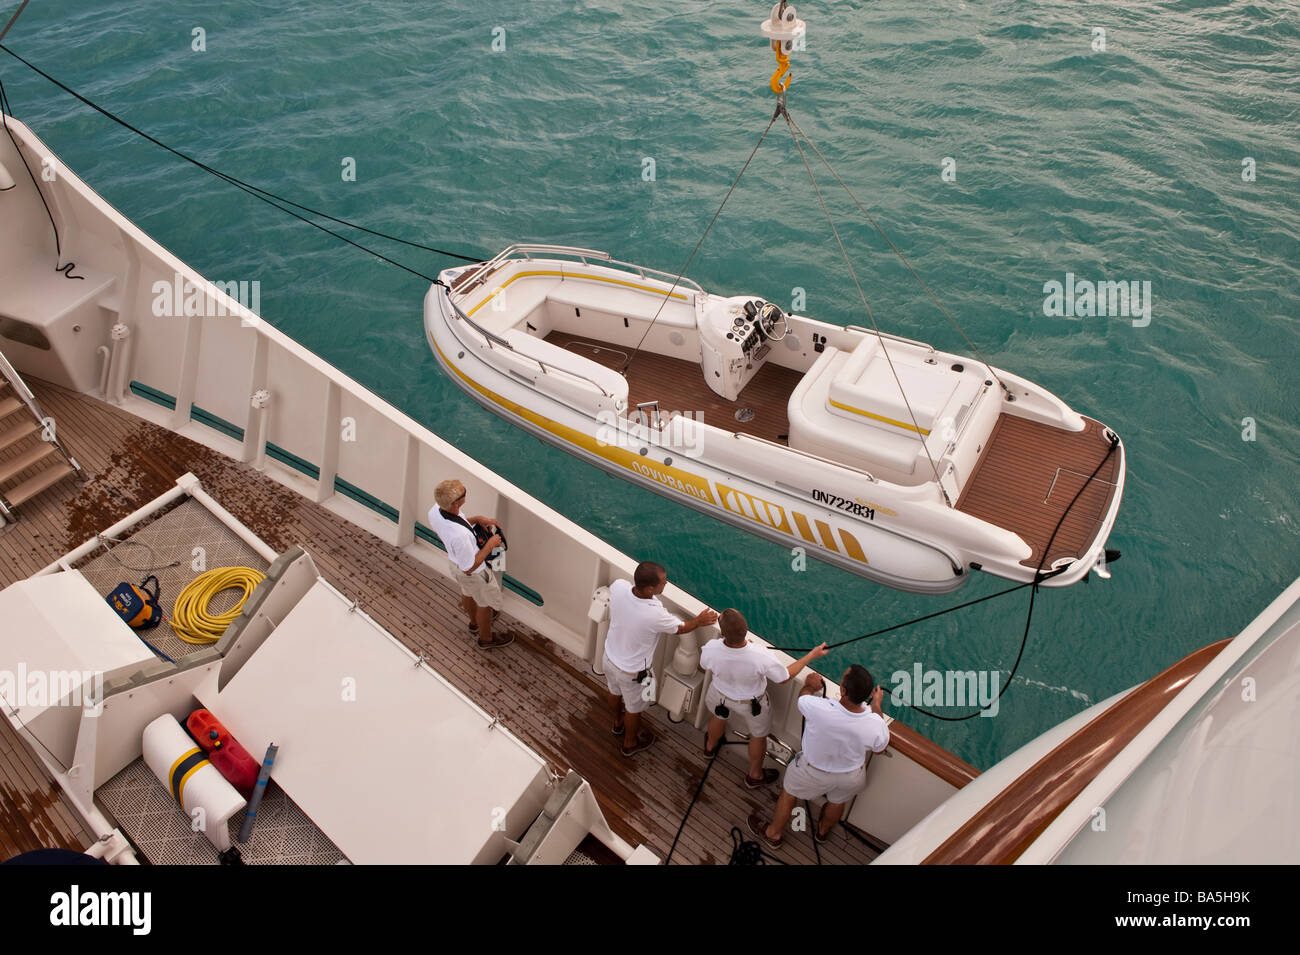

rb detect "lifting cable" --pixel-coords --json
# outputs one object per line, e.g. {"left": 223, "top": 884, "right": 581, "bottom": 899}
{"left": 621, "top": 108, "right": 782, "bottom": 375}
{"left": 783, "top": 110, "right": 1009, "bottom": 399}
{"left": 781, "top": 106, "right": 946, "bottom": 492}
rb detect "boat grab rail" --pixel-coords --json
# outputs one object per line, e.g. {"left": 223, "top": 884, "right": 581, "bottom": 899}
{"left": 734, "top": 431, "right": 878, "bottom": 484}
{"left": 844, "top": 325, "right": 936, "bottom": 353}
{"left": 936, "top": 379, "right": 994, "bottom": 461}
{"left": 440, "top": 293, "right": 620, "bottom": 400}
{"left": 450, "top": 243, "right": 703, "bottom": 302}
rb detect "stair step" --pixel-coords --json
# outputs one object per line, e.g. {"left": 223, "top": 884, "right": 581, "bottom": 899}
{"left": 0, "top": 396, "right": 21, "bottom": 418}
{"left": 4, "top": 460, "right": 75, "bottom": 507}
{"left": 0, "top": 418, "right": 39, "bottom": 452}
{"left": 0, "top": 441, "right": 58, "bottom": 484}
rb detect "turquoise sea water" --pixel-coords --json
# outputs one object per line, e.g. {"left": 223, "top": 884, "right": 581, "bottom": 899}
{"left": 4, "top": 1, "right": 1298, "bottom": 770}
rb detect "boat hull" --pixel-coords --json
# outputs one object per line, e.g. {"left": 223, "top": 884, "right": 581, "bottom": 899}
{"left": 424, "top": 252, "right": 1125, "bottom": 594}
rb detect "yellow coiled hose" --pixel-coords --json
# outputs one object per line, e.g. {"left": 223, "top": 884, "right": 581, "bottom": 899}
{"left": 173, "top": 566, "right": 266, "bottom": 644}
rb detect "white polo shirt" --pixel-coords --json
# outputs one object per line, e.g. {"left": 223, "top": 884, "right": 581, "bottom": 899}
{"left": 700, "top": 638, "right": 789, "bottom": 700}
{"left": 427, "top": 507, "right": 478, "bottom": 573}
{"left": 604, "top": 578, "right": 680, "bottom": 673}
{"left": 797, "top": 695, "right": 889, "bottom": 773}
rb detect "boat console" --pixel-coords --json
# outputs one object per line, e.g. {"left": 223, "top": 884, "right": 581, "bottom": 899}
{"left": 698, "top": 294, "right": 789, "bottom": 400}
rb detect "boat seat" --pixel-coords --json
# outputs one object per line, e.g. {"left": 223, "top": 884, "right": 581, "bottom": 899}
{"left": 468, "top": 277, "right": 562, "bottom": 337}
{"left": 500, "top": 329, "right": 628, "bottom": 408}
{"left": 787, "top": 346, "right": 922, "bottom": 478}
{"left": 546, "top": 281, "right": 696, "bottom": 329}
{"left": 827, "top": 336, "right": 957, "bottom": 437}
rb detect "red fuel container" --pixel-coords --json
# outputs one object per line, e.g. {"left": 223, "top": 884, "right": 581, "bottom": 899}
{"left": 208, "top": 737, "right": 259, "bottom": 800}
{"left": 186, "top": 709, "right": 229, "bottom": 751}
{"left": 187, "top": 708, "right": 259, "bottom": 798}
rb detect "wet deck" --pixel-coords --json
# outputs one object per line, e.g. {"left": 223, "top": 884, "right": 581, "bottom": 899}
{"left": 545, "top": 331, "right": 803, "bottom": 445}
{"left": 0, "top": 379, "right": 876, "bottom": 865}
{"left": 956, "top": 413, "right": 1121, "bottom": 569}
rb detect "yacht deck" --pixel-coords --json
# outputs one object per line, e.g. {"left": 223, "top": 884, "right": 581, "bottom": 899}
{"left": 0, "top": 379, "right": 879, "bottom": 865}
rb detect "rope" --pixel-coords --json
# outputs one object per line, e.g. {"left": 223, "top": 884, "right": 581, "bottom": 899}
{"left": 94, "top": 533, "right": 181, "bottom": 573}
{"left": 772, "top": 433, "right": 1118, "bottom": 721}
{"left": 782, "top": 112, "right": 948, "bottom": 494}
{"left": 664, "top": 738, "right": 735, "bottom": 864}
{"left": 0, "top": 76, "right": 79, "bottom": 278}
{"left": 784, "top": 110, "right": 1009, "bottom": 397}
{"left": 172, "top": 566, "right": 266, "bottom": 644}
{"left": 622, "top": 110, "right": 781, "bottom": 375}
{"left": 0, "top": 45, "right": 483, "bottom": 285}
{"left": 727, "top": 826, "right": 787, "bottom": 865}
{"left": 0, "top": 1, "right": 29, "bottom": 44}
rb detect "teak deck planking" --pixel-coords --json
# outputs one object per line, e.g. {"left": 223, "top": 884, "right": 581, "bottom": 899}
{"left": 544, "top": 331, "right": 803, "bottom": 445}
{"left": 0, "top": 380, "right": 877, "bottom": 865}
{"left": 956, "top": 413, "right": 1120, "bottom": 569}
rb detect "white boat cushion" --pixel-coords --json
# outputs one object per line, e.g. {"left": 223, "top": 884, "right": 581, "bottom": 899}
{"left": 827, "top": 336, "right": 958, "bottom": 436}
{"left": 787, "top": 347, "right": 920, "bottom": 477}
{"left": 468, "top": 277, "right": 562, "bottom": 337}
{"left": 500, "top": 329, "right": 628, "bottom": 408}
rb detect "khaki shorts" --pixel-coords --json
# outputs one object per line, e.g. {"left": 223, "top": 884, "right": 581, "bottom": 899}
{"left": 451, "top": 559, "right": 503, "bottom": 611}
{"left": 781, "top": 752, "right": 867, "bottom": 804}
{"left": 704, "top": 684, "right": 773, "bottom": 737}
{"left": 602, "top": 652, "right": 653, "bottom": 714}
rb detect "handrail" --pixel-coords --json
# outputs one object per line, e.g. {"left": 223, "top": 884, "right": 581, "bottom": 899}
{"left": 450, "top": 244, "right": 704, "bottom": 302}
{"left": 944, "top": 379, "right": 992, "bottom": 457}
{"left": 439, "top": 293, "right": 619, "bottom": 400}
{"left": 734, "top": 431, "right": 877, "bottom": 484}
{"left": 844, "top": 325, "right": 936, "bottom": 353}
{"left": 0, "top": 345, "right": 80, "bottom": 471}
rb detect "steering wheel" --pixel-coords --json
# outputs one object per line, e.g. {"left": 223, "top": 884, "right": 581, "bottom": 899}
{"left": 758, "top": 303, "right": 789, "bottom": 342}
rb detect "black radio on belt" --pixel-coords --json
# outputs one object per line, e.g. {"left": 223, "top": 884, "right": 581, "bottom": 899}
{"left": 714, "top": 698, "right": 762, "bottom": 718}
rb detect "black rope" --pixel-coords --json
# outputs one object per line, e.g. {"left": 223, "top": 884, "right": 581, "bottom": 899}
{"left": 727, "top": 826, "right": 786, "bottom": 865}
{"left": 664, "top": 739, "right": 736, "bottom": 864}
{"left": 769, "top": 571, "right": 1060, "bottom": 655}
{"left": 0, "top": 44, "right": 483, "bottom": 282}
{"left": 0, "top": 75, "right": 82, "bottom": 279}
{"left": 772, "top": 433, "right": 1119, "bottom": 722}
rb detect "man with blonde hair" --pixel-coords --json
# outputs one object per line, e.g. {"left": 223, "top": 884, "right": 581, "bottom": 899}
{"left": 700, "top": 608, "right": 828, "bottom": 788}
{"left": 428, "top": 479, "right": 513, "bottom": 650}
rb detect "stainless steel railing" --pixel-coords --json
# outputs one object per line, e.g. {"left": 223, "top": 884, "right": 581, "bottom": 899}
{"left": 449, "top": 243, "right": 703, "bottom": 302}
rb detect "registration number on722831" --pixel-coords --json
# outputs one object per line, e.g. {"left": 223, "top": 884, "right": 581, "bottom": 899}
{"left": 811, "top": 489, "right": 875, "bottom": 520}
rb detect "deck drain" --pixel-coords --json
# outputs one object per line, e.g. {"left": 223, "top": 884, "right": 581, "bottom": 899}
{"left": 734, "top": 408, "right": 756, "bottom": 423}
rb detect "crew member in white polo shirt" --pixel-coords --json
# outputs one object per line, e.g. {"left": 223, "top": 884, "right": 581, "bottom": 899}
{"left": 699, "top": 608, "right": 828, "bottom": 789}
{"left": 428, "top": 479, "right": 513, "bottom": 650}
{"left": 748, "top": 664, "right": 887, "bottom": 848}
{"left": 604, "top": 561, "right": 717, "bottom": 757}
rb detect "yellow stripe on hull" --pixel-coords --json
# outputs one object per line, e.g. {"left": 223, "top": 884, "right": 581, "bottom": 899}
{"left": 431, "top": 331, "right": 871, "bottom": 567}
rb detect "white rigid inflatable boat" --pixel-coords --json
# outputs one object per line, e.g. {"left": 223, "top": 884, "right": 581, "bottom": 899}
{"left": 426, "top": 245, "right": 1125, "bottom": 594}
